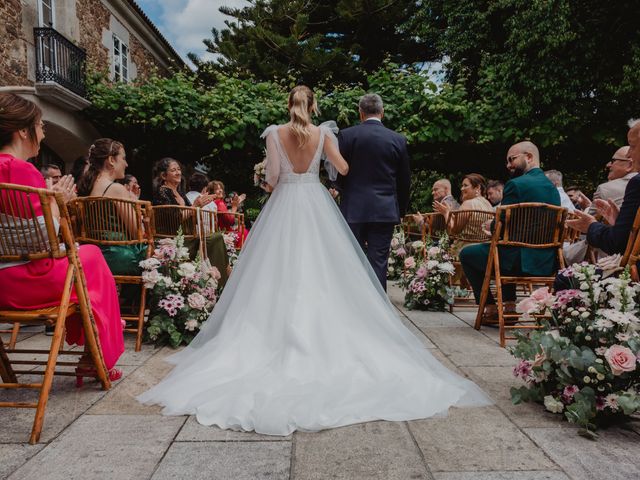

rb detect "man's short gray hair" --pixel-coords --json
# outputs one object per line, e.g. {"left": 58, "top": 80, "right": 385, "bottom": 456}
{"left": 544, "top": 169, "right": 563, "bottom": 187}
{"left": 628, "top": 118, "right": 640, "bottom": 129}
{"left": 358, "top": 94, "right": 384, "bottom": 116}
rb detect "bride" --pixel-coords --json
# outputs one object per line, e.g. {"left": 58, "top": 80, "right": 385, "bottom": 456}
{"left": 137, "top": 86, "right": 491, "bottom": 435}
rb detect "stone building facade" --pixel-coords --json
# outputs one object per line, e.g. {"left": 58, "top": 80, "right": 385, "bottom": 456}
{"left": 0, "top": 0, "right": 183, "bottom": 170}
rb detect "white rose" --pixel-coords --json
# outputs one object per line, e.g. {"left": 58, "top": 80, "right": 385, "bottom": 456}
{"left": 543, "top": 395, "right": 564, "bottom": 413}
{"left": 187, "top": 293, "right": 207, "bottom": 310}
{"left": 139, "top": 258, "right": 161, "bottom": 270}
{"left": 184, "top": 319, "right": 199, "bottom": 331}
{"left": 178, "top": 262, "right": 197, "bottom": 278}
{"left": 141, "top": 269, "right": 161, "bottom": 288}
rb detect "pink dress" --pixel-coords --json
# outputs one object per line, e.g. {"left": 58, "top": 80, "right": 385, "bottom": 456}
{"left": 0, "top": 154, "right": 124, "bottom": 369}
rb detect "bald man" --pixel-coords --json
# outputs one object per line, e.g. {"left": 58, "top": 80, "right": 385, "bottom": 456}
{"left": 460, "top": 141, "right": 560, "bottom": 320}
{"left": 432, "top": 179, "right": 459, "bottom": 210}
{"left": 586, "top": 146, "right": 637, "bottom": 215}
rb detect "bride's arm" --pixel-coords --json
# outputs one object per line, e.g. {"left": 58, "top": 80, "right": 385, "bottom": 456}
{"left": 323, "top": 134, "right": 349, "bottom": 176}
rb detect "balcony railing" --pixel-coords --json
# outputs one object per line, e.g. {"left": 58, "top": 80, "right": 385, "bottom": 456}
{"left": 34, "top": 27, "right": 87, "bottom": 97}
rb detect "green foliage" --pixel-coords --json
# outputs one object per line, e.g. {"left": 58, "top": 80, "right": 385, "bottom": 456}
{"left": 193, "top": 0, "right": 435, "bottom": 86}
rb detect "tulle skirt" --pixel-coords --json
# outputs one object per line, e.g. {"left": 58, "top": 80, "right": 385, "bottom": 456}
{"left": 138, "top": 178, "right": 491, "bottom": 435}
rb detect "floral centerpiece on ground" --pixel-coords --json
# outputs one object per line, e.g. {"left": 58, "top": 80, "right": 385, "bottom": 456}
{"left": 387, "top": 228, "right": 408, "bottom": 280}
{"left": 140, "top": 231, "right": 220, "bottom": 347}
{"left": 398, "top": 234, "right": 455, "bottom": 311}
{"left": 223, "top": 231, "right": 239, "bottom": 267}
{"left": 510, "top": 263, "right": 640, "bottom": 437}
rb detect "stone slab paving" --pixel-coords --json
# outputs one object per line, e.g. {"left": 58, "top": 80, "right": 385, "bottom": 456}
{"left": 2, "top": 284, "right": 640, "bottom": 479}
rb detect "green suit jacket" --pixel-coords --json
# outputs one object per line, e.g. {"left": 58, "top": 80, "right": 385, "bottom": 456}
{"left": 498, "top": 168, "right": 561, "bottom": 275}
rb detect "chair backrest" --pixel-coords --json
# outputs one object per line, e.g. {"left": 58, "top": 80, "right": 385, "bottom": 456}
{"left": 198, "top": 208, "right": 217, "bottom": 238}
{"left": 217, "top": 211, "right": 246, "bottom": 246}
{"left": 71, "top": 197, "right": 152, "bottom": 247}
{"left": 493, "top": 203, "right": 567, "bottom": 249}
{"left": 402, "top": 214, "right": 425, "bottom": 243}
{"left": 562, "top": 211, "right": 583, "bottom": 244}
{"left": 423, "top": 212, "right": 447, "bottom": 240}
{"left": 152, "top": 205, "right": 199, "bottom": 239}
{"left": 447, "top": 209, "right": 495, "bottom": 244}
{"left": 620, "top": 208, "right": 640, "bottom": 268}
{"left": 0, "top": 183, "right": 67, "bottom": 262}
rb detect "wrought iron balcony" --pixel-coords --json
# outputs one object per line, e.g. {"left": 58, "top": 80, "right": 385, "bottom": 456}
{"left": 34, "top": 27, "right": 87, "bottom": 97}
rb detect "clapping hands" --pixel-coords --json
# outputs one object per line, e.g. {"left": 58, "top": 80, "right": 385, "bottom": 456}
{"left": 432, "top": 200, "right": 450, "bottom": 218}
{"left": 565, "top": 209, "right": 597, "bottom": 234}
{"left": 593, "top": 198, "right": 619, "bottom": 225}
{"left": 47, "top": 175, "right": 76, "bottom": 203}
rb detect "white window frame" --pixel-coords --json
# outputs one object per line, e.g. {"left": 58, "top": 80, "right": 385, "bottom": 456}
{"left": 112, "top": 34, "right": 129, "bottom": 82}
{"left": 38, "top": 0, "right": 55, "bottom": 27}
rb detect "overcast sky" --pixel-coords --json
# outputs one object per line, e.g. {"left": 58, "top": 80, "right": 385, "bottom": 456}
{"left": 135, "top": 0, "right": 248, "bottom": 64}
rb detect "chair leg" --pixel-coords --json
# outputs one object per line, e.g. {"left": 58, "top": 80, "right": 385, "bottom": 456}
{"left": 493, "top": 256, "right": 506, "bottom": 348}
{"left": 8, "top": 323, "right": 20, "bottom": 349}
{"left": 0, "top": 340, "right": 17, "bottom": 383}
{"left": 29, "top": 318, "right": 66, "bottom": 444}
{"left": 135, "top": 286, "right": 147, "bottom": 352}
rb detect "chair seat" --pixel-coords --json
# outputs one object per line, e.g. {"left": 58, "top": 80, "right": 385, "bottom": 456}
{"left": 0, "top": 304, "right": 78, "bottom": 324}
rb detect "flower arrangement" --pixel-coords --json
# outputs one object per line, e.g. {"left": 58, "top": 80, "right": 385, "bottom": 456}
{"left": 140, "top": 231, "right": 220, "bottom": 347}
{"left": 387, "top": 229, "right": 408, "bottom": 280}
{"left": 222, "top": 231, "right": 239, "bottom": 267}
{"left": 510, "top": 263, "right": 640, "bottom": 437}
{"left": 398, "top": 234, "right": 455, "bottom": 311}
{"left": 253, "top": 159, "right": 267, "bottom": 187}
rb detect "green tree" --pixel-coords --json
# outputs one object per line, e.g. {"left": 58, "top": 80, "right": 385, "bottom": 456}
{"left": 193, "top": 0, "right": 435, "bottom": 86}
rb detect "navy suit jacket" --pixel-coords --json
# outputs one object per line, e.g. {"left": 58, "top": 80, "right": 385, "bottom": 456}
{"left": 587, "top": 173, "right": 640, "bottom": 254}
{"left": 499, "top": 168, "right": 561, "bottom": 274}
{"left": 337, "top": 120, "right": 410, "bottom": 223}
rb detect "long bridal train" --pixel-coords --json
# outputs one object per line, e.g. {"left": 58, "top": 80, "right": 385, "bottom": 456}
{"left": 137, "top": 125, "right": 491, "bottom": 435}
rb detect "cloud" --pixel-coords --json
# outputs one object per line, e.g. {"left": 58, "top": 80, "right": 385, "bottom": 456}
{"left": 153, "top": 0, "right": 248, "bottom": 63}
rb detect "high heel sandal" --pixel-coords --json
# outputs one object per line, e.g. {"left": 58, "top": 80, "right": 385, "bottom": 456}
{"left": 75, "top": 366, "right": 123, "bottom": 387}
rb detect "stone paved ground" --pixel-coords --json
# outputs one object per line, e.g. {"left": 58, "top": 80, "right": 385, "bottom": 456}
{"left": 2, "top": 284, "right": 640, "bottom": 480}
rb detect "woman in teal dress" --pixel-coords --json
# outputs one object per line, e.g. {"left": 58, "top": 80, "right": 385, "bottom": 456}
{"left": 77, "top": 138, "right": 146, "bottom": 275}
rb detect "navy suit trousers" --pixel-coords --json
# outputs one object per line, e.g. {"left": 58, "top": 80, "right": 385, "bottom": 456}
{"left": 349, "top": 222, "right": 395, "bottom": 291}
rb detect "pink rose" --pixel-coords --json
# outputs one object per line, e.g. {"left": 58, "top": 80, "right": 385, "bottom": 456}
{"left": 604, "top": 345, "right": 637, "bottom": 375}
{"left": 404, "top": 256, "right": 416, "bottom": 269}
{"left": 516, "top": 297, "right": 539, "bottom": 315}
{"left": 530, "top": 287, "right": 553, "bottom": 306}
{"left": 396, "top": 247, "right": 407, "bottom": 258}
{"left": 427, "top": 246, "right": 441, "bottom": 256}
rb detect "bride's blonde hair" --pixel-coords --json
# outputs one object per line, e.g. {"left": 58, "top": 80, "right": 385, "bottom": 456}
{"left": 288, "top": 85, "right": 319, "bottom": 147}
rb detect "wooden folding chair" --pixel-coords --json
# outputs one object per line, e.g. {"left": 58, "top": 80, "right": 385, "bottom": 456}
{"left": 447, "top": 209, "right": 495, "bottom": 309}
{"left": 71, "top": 197, "right": 153, "bottom": 351}
{"left": 423, "top": 212, "right": 447, "bottom": 242}
{"left": 474, "top": 203, "right": 567, "bottom": 347}
{"left": 0, "top": 183, "right": 111, "bottom": 444}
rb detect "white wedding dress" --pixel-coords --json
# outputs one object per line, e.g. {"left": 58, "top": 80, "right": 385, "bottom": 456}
{"left": 137, "top": 125, "right": 491, "bottom": 435}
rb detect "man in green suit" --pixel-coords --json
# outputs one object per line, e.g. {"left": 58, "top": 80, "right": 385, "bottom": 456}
{"left": 459, "top": 141, "right": 561, "bottom": 318}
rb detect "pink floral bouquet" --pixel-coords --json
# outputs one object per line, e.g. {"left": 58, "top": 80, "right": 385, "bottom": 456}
{"left": 510, "top": 263, "right": 640, "bottom": 437}
{"left": 398, "top": 234, "right": 455, "bottom": 311}
{"left": 139, "top": 231, "right": 220, "bottom": 347}
{"left": 253, "top": 159, "right": 267, "bottom": 187}
{"left": 222, "top": 231, "right": 239, "bottom": 267}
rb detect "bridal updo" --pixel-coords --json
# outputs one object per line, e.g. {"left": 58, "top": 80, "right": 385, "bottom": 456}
{"left": 288, "top": 85, "right": 319, "bottom": 147}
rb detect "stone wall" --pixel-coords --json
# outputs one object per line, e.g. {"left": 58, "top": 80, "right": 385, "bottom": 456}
{"left": 76, "top": 0, "right": 110, "bottom": 75}
{"left": 130, "top": 34, "right": 167, "bottom": 79}
{"left": 0, "top": 0, "right": 29, "bottom": 85}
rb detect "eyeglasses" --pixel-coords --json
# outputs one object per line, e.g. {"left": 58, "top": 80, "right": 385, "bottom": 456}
{"left": 506, "top": 152, "right": 526, "bottom": 164}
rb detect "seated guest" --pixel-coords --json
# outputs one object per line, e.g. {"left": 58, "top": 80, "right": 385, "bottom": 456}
{"left": 40, "top": 164, "right": 62, "bottom": 185}
{"left": 0, "top": 93, "right": 123, "bottom": 380}
{"left": 185, "top": 172, "right": 215, "bottom": 212}
{"left": 77, "top": 139, "right": 146, "bottom": 276}
{"left": 567, "top": 121, "right": 640, "bottom": 256}
{"left": 119, "top": 174, "right": 141, "bottom": 200}
{"left": 71, "top": 155, "right": 89, "bottom": 184}
{"left": 565, "top": 185, "right": 589, "bottom": 211}
{"left": 586, "top": 146, "right": 637, "bottom": 215}
{"left": 433, "top": 173, "right": 494, "bottom": 255}
{"left": 486, "top": 179, "right": 504, "bottom": 207}
{"left": 545, "top": 170, "right": 575, "bottom": 212}
{"left": 153, "top": 159, "right": 229, "bottom": 285}
{"left": 208, "top": 180, "right": 249, "bottom": 247}
{"left": 460, "top": 141, "right": 561, "bottom": 319}
{"left": 411, "top": 178, "right": 459, "bottom": 226}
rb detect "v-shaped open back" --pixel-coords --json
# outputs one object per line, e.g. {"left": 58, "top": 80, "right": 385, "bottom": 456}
{"left": 275, "top": 126, "right": 325, "bottom": 175}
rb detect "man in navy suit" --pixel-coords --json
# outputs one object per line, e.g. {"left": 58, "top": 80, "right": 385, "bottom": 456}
{"left": 337, "top": 94, "right": 411, "bottom": 290}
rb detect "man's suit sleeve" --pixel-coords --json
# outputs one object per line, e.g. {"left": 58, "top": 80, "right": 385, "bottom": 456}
{"left": 396, "top": 137, "right": 411, "bottom": 217}
{"left": 587, "top": 175, "right": 640, "bottom": 254}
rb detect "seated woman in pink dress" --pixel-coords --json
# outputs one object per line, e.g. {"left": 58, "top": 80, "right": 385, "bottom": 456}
{"left": 0, "top": 93, "right": 124, "bottom": 383}
{"left": 207, "top": 180, "right": 249, "bottom": 248}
